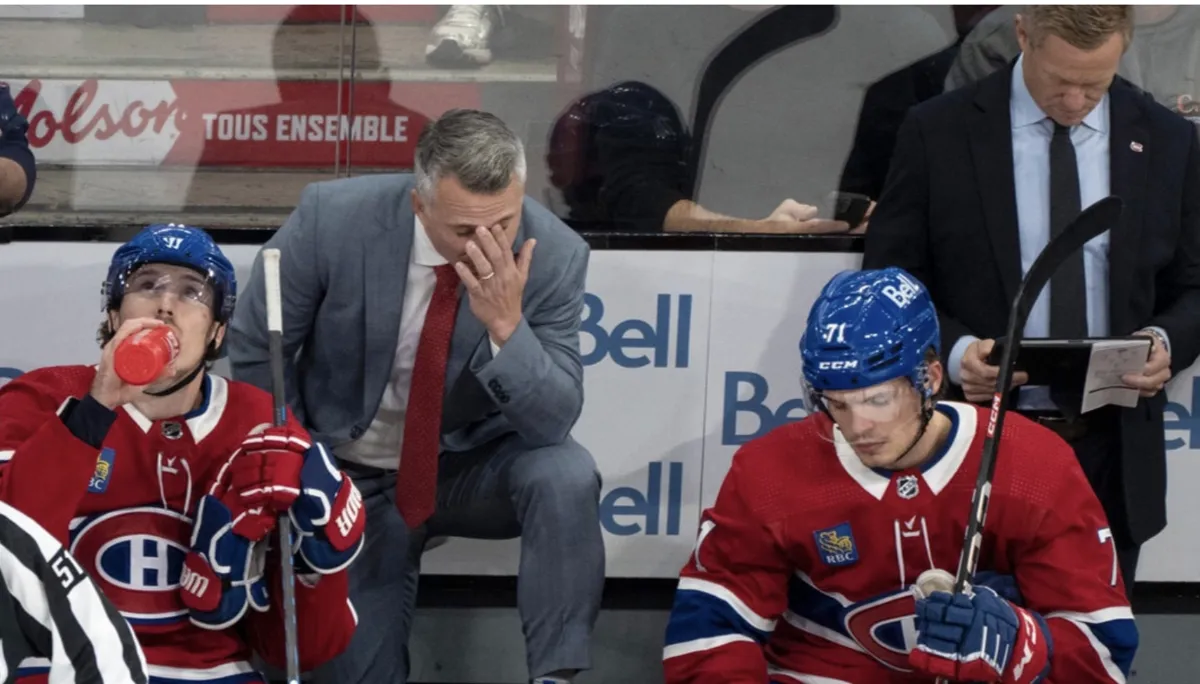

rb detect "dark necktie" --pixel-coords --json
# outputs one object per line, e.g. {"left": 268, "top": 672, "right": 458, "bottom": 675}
{"left": 396, "top": 264, "right": 460, "bottom": 528}
{"left": 1049, "top": 122, "right": 1088, "bottom": 339}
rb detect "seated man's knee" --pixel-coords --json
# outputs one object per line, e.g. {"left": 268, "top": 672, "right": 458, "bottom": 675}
{"left": 517, "top": 440, "right": 601, "bottom": 507}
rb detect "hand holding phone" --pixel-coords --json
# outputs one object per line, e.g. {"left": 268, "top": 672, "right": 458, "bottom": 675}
{"left": 825, "top": 191, "right": 872, "bottom": 229}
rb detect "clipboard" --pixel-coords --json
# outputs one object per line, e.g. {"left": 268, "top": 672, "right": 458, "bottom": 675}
{"left": 985, "top": 336, "right": 1151, "bottom": 389}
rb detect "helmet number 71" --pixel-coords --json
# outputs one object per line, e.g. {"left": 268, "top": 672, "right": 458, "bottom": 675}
{"left": 824, "top": 323, "right": 846, "bottom": 344}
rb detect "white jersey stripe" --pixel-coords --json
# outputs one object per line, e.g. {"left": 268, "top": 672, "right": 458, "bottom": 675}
{"left": 767, "top": 665, "right": 854, "bottom": 684}
{"left": 677, "top": 577, "right": 778, "bottom": 633}
{"left": 662, "top": 634, "right": 756, "bottom": 661}
{"left": 1051, "top": 615, "right": 1127, "bottom": 683}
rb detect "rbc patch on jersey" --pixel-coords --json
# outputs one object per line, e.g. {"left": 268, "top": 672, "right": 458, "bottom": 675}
{"left": 814, "top": 522, "right": 859, "bottom": 567}
{"left": 88, "top": 448, "right": 116, "bottom": 494}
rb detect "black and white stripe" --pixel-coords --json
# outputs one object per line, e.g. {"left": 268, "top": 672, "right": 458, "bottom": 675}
{"left": 0, "top": 500, "right": 147, "bottom": 683}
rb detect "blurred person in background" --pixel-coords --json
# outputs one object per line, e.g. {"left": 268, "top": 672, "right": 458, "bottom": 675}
{"left": 425, "top": 5, "right": 503, "bottom": 67}
{"left": 837, "top": 6, "right": 1006, "bottom": 200}
{"left": 547, "top": 5, "right": 956, "bottom": 234}
{"left": 425, "top": 5, "right": 557, "bottom": 69}
{"left": 0, "top": 82, "right": 35, "bottom": 216}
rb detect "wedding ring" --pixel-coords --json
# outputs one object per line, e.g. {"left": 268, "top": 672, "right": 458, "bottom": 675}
{"left": 479, "top": 271, "right": 496, "bottom": 281}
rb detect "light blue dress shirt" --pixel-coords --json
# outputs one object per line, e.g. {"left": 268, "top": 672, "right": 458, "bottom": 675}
{"left": 947, "top": 54, "right": 1166, "bottom": 407}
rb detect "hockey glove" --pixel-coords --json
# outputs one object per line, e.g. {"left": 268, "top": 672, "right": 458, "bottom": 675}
{"left": 288, "top": 442, "right": 365, "bottom": 575}
{"left": 910, "top": 581, "right": 1051, "bottom": 684}
{"left": 212, "top": 424, "right": 308, "bottom": 542}
{"left": 180, "top": 493, "right": 270, "bottom": 630}
{"left": 972, "top": 570, "right": 1024, "bottom": 606}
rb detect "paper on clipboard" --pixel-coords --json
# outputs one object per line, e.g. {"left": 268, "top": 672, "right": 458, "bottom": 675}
{"left": 1080, "top": 338, "right": 1153, "bottom": 413}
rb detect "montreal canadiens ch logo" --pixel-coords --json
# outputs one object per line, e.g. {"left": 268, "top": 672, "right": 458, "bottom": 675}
{"left": 843, "top": 590, "right": 919, "bottom": 671}
{"left": 69, "top": 506, "right": 192, "bottom": 625}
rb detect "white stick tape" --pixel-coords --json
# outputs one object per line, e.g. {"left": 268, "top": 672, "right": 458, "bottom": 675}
{"left": 263, "top": 248, "right": 283, "bottom": 334}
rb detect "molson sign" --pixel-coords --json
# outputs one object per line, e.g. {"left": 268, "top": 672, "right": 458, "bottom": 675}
{"left": 8, "top": 78, "right": 481, "bottom": 167}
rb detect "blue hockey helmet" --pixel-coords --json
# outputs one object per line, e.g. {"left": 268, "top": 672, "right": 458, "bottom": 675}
{"left": 800, "top": 267, "right": 940, "bottom": 399}
{"left": 103, "top": 223, "right": 237, "bottom": 323}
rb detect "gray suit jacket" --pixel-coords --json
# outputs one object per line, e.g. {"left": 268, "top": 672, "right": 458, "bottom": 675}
{"left": 226, "top": 173, "right": 590, "bottom": 454}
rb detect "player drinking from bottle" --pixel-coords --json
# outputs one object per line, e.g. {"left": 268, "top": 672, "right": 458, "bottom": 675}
{"left": 663, "top": 267, "right": 1137, "bottom": 683}
{"left": 0, "top": 224, "right": 365, "bottom": 683}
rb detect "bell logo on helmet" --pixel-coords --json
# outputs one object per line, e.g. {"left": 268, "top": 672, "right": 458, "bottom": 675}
{"left": 881, "top": 271, "right": 923, "bottom": 309}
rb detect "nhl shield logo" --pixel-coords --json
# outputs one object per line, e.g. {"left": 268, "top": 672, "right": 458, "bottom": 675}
{"left": 896, "top": 475, "right": 919, "bottom": 500}
{"left": 162, "top": 422, "right": 183, "bottom": 440}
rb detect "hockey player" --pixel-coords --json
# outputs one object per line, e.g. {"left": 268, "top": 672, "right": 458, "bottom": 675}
{"left": 0, "top": 224, "right": 365, "bottom": 683}
{"left": 663, "top": 267, "right": 1138, "bottom": 683}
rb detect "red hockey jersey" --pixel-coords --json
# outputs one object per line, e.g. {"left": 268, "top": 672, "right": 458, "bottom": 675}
{"left": 0, "top": 365, "right": 357, "bottom": 683}
{"left": 664, "top": 402, "right": 1137, "bottom": 683}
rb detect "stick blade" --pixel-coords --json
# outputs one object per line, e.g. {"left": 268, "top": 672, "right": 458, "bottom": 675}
{"left": 1065, "top": 195, "right": 1123, "bottom": 246}
{"left": 1024, "top": 196, "right": 1123, "bottom": 297}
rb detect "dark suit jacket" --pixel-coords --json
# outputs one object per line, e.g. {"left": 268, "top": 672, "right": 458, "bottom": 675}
{"left": 863, "top": 63, "right": 1200, "bottom": 545}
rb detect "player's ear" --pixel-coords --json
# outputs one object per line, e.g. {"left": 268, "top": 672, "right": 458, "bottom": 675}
{"left": 104, "top": 310, "right": 121, "bottom": 341}
{"left": 209, "top": 321, "right": 226, "bottom": 350}
{"left": 926, "top": 359, "right": 945, "bottom": 399}
{"left": 922, "top": 347, "right": 945, "bottom": 399}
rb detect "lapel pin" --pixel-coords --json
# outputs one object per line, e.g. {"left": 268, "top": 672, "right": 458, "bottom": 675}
{"left": 1130, "top": 141, "right": 1144, "bottom": 153}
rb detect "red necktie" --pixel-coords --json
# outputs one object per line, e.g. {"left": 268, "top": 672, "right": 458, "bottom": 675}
{"left": 396, "top": 264, "right": 460, "bottom": 527}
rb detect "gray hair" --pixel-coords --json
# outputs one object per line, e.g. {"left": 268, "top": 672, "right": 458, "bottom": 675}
{"left": 413, "top": 109, "right": 527, "bottom": 201}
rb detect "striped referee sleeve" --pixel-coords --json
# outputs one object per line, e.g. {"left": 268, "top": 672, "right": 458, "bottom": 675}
{"left": 0, "top": 501, "right": 148, "bottom": 683}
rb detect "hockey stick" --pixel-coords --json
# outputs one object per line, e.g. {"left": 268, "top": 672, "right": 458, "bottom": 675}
{"left": 262, "top": 248, "right": 301, "bottom": 684}
{"left": 929, "top": 195, "right": 1123, "bottom": 683}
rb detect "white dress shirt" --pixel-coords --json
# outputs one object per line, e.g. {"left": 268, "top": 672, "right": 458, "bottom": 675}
{"left": 335, "top": 217, "right": 502, "bottom": 470}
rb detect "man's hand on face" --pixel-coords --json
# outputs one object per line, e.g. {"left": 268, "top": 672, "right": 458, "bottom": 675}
{"left": 455, "top": 224, "right": 536, "bottom": 345}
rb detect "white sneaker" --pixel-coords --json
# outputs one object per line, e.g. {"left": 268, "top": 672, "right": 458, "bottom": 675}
{"left": 425, "top": 5, "right": 501, "bottom": 67}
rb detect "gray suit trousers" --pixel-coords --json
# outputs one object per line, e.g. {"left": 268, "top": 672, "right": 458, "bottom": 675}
{"left": 308, "top": 435, "right": 605, "bottom": 683}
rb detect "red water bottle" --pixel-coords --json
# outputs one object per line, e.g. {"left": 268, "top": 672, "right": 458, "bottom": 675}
{"left": 114, "top": 326, "right": 179, "bottom": 385}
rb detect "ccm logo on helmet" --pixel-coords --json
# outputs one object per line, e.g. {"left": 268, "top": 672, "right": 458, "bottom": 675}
{"left": 881, "top": 272, "right": 923, "bottom": 309}
{"left": 817, "top": 360, "right": 858, "bottom": 370}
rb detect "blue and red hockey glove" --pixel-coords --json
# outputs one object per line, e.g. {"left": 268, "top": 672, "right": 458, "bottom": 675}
{"left": 909, "top": 570, "right": 1052, "bottom": 683}
{"left": 219, "top": 425, "right": 364, "bottom": 572}
{"left": 288, "top": 440, "right": 365, "bottom": 575}
{"left": 179, "top": 483, "right": 270, "bottom": 630}
{"left": 180, "top": 425, "right": 365, "bottom": 626}
{"left": 972, "top": 570, "right": 1024, "bottom": 606}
